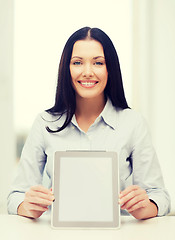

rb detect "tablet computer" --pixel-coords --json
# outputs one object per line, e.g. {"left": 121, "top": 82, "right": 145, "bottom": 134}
{"left": 51, "top": 151, "right": 120, "bottom": 229}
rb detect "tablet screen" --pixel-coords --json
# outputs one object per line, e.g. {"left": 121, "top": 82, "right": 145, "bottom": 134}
{"left": 58, "top": 157, "right": 113, "bottom": 222}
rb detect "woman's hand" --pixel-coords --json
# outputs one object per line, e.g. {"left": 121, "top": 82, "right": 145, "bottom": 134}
{"left": 119, "top": 185, "right": 158, "bottom": 219}
{"left": 17, "top": 185, "right": 55, "bottom": 219}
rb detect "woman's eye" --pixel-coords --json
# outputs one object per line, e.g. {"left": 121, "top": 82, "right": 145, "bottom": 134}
{"left": 73, "top": 61, "right": 81, "bottom": 65}
{"left": 95, "top": 62, "right": 104, "bottom": 66}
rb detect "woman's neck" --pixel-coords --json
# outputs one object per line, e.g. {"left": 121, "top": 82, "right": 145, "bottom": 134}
{"left": 75, "top": 95, "right": 106, "bottom": 118}
{"left": 75, "top": 95, "right": 106, "bottom": 132}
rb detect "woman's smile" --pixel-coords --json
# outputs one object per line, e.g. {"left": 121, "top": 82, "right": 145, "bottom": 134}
{"left": 77, "top": 80, "right": 99, "bottom": 88}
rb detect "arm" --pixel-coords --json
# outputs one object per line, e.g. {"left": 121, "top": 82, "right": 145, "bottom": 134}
{"left": 7, "top": 114, "right": 51, "bottom": 217}
{"left": 119, "top": 113, "right": 170, "bottom": 219}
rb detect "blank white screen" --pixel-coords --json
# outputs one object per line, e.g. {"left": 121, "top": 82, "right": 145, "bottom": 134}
{"left": 58, "top": 157, "right": 113, "bottom": 222}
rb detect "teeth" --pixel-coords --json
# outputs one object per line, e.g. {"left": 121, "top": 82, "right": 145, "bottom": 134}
{"left": 80, "top": 82, "right": 96, "bottom": 86}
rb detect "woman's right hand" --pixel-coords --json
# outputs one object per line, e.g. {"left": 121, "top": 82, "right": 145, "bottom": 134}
{"left": 17, "top": 185, "right": 55, "bottom": 219}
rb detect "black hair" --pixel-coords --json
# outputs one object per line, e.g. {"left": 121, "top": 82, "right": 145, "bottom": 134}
{"left": 46, "top": 27, "right": 129, "bottom": 133}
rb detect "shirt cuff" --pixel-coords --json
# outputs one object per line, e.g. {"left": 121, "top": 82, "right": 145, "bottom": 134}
{"left": 7, "top": 192, "right": 25, "bottom": 215}
{"left": 148, "top": 195, "right": 170, "bottom": 217}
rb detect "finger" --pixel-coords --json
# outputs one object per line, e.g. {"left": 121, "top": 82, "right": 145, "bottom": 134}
{"left": 120, "top": 185, "right": 140, "bottom": 198}
{"left": 119, "top": 188, "right": 146, "bottom": 205}
{"left": 29, "top": 190, "right": 55, "bottom": 202}
{"left": 121, "top": 192, "right": 148, "bottom": 210}
{"left": 26, "top": 195, "right": 54, "bottom": 206}
{"left": 127, "top": 199, "right": 148, "bottom": 213}
{"left": 27, "top": 185, "right": 55, "bottom": 203}
{"left": 30, "top": 185, "right": 53, "bottom": 195}
{"left": 25, "top": 190, "right": 54, "bottom": 205}
{"left": 27, "top": 202, "right": 49, "bottom": 212}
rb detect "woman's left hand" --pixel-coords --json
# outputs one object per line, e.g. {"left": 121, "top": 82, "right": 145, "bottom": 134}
{"left": 119, "top": 185, "right": 158, "bottom": 219}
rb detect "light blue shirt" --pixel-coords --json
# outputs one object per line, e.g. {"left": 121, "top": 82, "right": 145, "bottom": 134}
{"left": 7, "top": 99, "right": 170, "bottom": 216}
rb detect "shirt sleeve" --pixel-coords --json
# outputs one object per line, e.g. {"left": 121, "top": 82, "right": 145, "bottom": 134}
{"left": 131, "top": 113, "right": 171, "bottom": 216}
{"left": 7, "top": 114, "right": 47, "bottom": 215}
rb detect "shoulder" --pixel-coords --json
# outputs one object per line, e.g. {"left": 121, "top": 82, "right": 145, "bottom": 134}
{"left": 117, "top": 108, "right": 151, "bottom": 138}
{"left": 33, "top": 111, "right": 66, "bottom": 131}
{"left": 104, "top": 99, "right": 146, "bottom": 130}
{"left": 106, "top": 98, "right": 143, "bottom": 122}
{"left": 117, "top": 108, "right": 144, "bottom": 123}
{"left": 114, "top": 107, "right": 149, "bottom": 134}
{"left": 108, "top": 99, "right": 145, "bottom": 124}
{"left": 38, "top": 111, "right": 61, "bottom": 121}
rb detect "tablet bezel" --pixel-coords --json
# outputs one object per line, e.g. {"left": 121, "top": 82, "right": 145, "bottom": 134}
{"left": 51, "top": 151, "right": 120, "bottom": 229}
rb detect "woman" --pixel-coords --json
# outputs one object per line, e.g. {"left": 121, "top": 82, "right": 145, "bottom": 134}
{"left": 7, "top": 27, "right": 170, "bottom": 219}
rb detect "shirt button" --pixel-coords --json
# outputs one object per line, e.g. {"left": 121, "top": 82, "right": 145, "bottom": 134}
{"left": 72, "top": 126, "right": 75, "bottom": 130}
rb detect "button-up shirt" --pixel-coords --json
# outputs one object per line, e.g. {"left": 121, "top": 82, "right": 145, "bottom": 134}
{"left": 7, "top": 99, "right": 170, "bottom": 216}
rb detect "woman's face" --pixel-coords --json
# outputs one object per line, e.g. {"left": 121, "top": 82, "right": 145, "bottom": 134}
{"left": 70, "top": 39, "right": 108, "bottom": 100}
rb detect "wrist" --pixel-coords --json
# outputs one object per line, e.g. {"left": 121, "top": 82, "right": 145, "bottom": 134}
{"left": 17, "top": 201, "right": 31, "bottom": 218}
{"left": 17, "top": 201, "right": 25, "bottom": 216}
{"left": 149, "top": 199, "right": 158, "bottom": 213}
{"left": 149, "top": 199, "right": 158, "bottom": 217}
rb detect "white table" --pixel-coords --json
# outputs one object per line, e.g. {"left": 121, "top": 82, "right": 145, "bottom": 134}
{"left": 0, "top": 214, "right": 175, "bottom": 240}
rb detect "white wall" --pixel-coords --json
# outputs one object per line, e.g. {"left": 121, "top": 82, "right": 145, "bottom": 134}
{"left": 0, "top": 0, "right": 15, "bottom": 213}
{"left": 132, "top": 0, "right": 175, "bottom": 214}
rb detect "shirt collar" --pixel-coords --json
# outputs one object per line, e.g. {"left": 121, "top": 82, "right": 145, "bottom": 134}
{"left": 71, "top": 114, "right": 80, "bottom": 130}
{"left": 100, "top": 98, "right": 118, "bottom": 130}
{"left": 71, "top": 98, "right": 118, "bottom": 130}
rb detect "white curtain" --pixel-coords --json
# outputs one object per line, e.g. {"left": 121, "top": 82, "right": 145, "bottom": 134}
{"left": 0, "top": 0, "right": 15, "bottom": 213}
{"left": 132, "top": 0, "right": 175, "bottom": 214}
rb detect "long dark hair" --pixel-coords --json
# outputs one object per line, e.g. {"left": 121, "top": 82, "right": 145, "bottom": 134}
{"left": 46, "top": 27, "right": 129, "bottom": 133}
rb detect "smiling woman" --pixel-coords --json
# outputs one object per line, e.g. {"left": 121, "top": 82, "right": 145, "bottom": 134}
{"left": 8, "top": 27, "right": 170, "bottom": 220}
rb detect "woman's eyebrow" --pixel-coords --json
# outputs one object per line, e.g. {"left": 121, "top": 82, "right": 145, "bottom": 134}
{"left": 93, "top": 56, "right": 105, "bottom": 59}
{"left": 71, "top": 56, "right": 105, "bottom": 60}
{"left": 71, "top": 56, "right": 83, "bottom": 59}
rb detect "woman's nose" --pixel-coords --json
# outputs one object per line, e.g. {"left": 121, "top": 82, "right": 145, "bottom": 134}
{"left": 82, "top": 64, "right": 94, "bottom": 78}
